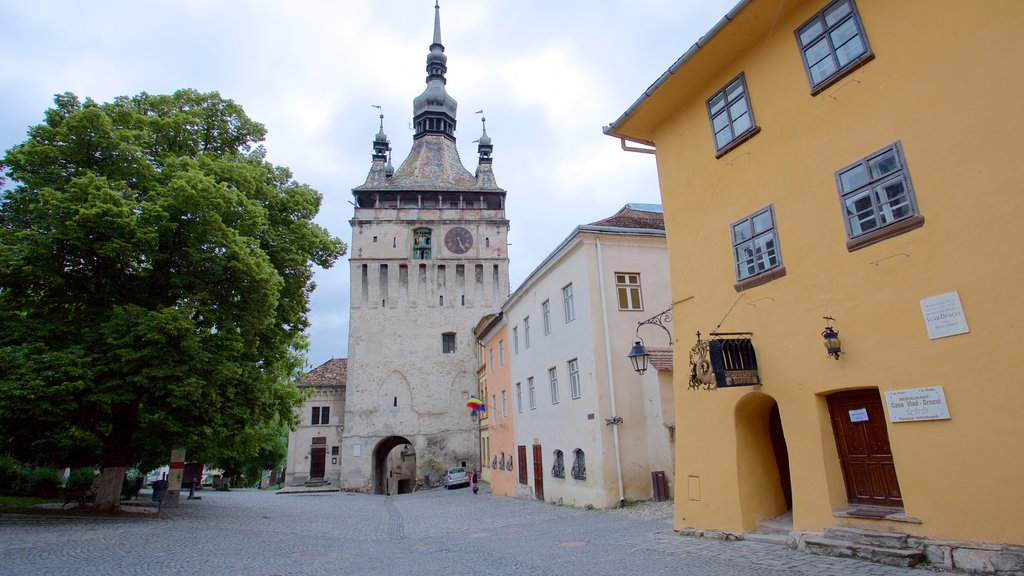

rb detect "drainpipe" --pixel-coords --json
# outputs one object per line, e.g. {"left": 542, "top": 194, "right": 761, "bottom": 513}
{"left": 595, "top": 237, "right": 626, "bottom": 506}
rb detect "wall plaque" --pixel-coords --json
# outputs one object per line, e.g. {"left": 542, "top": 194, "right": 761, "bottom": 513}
{"left": 920, "top": 291, "right": 969, "bottom": 340}
{"left": 885, "top": 386, "right": 951, "bottom": 423}
{"left": 848, "top": 408, "right": 869, "bottom": 422}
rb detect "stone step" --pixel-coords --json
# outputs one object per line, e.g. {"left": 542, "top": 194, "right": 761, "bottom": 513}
{"left": 756, "top": 518, "right": 793, "bottom": 534}
{"left": 824, "top": 526, "right": 910, "bottom": 549}
{"left": 804, "top": 536, "right": 924, "bottom": 568}
{"left": 745, "top": 532, "right": 793, "bottom": 546}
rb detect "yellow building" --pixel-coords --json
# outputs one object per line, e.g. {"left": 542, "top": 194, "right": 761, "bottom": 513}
{"left": 605, "top": 0, "right": 1024, "bottom": 569}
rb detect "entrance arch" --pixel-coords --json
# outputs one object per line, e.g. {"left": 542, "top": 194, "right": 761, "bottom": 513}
{"left": 735, "top": 392, "right": 792, "bottom": 525}
{"left": 372, "top": 436, "right": 417, "bottom": 495}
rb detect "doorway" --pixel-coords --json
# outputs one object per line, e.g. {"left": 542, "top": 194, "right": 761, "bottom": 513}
{"left": 372, "top": 436, "right": 416, "bottom": 495}
{"left": 532, "top": 444, "right": 544, "bottom": 501}
{"left": 309, "top": 446, "right": 326, "bottom": 480}
{"left": 827, "top": 389, "right": 903, "bottom": 507}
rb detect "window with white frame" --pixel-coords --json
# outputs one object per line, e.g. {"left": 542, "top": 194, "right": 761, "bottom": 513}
{"left": 498, "top": 340, "right": 504, "bottom": 366}
{"left": 549, "top": 367, "right": 559, "bottom": 404}
{"left": 707, "top": 73, "right": 758, "bottom": 156}
{"left": 731, "top": 205, "right": 782, "bottom": 282}
{"left": 615, "top": 273, "right": 643, "bottom": 310}
{"left": 796, "top": 0, "right": 872, "bottom": 94}
{"left": 512, "top": 327, "right": 519, "bottom": 355}
{"left": 488, "top": 348, "right": 494, "bottom": 372}
{"left": 562, "top": 284, "right": 575, "bottom": 322}
{"left": 836, "top": 141, "right": 921, "bottom": 249}
{"left": 568, "top": 359, "right": 581, "bottom": 399}
{"left": 491, "top": 394, "right": 497, "bottom": 417}
{"left": 515, "top": 382, "right": 523, "bottom": 413}
{"left": 528, "top": 377, "right": 536, "bottom": 410}
{"left": 524, "top": 317, "right": 531, "bottom": 348}
{"left": 542, "top": 300, "right": 552, "bottom": 335}
{"left": 501, "top": 390, "right": 507, "bottom": 417}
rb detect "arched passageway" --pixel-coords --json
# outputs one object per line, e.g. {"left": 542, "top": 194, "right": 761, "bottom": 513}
{"left": 372, "top": 436, "right": 416, "bottom": 495}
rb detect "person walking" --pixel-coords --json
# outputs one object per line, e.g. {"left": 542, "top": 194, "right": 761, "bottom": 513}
{"left": 471, "top": 468, "right": 479, "bottom": 494}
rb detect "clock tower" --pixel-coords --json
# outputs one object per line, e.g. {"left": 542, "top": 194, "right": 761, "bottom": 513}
{"left": 340, "top": 2, "right": 509, "bottom": 494}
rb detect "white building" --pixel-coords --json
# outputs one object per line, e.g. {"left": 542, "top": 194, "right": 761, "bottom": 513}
{"left": 504, "top": 204, "right": 675, "bottom": 508}
{"left": 285, "top": 358, "right": 346, "bottom": 486}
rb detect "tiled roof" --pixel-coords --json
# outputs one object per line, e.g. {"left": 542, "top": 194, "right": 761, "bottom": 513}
{"left": 355, "top": 134, "right": 503, "bottom": 193}
{"left": 297, "top": 358, "right": 347, "bottom": 388}
{"left": 589, "top": 204, "right": 665, "bottom": 230}
{"left": 648, "top": 347, "right": 674, "bottom": 372}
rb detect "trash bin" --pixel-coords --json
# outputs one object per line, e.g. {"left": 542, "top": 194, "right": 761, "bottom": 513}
{"left": 651, "top": 471, "right": 669, "bottom": 502}
{"left": 151, "top": 480, "right": 169, "bottom": 504}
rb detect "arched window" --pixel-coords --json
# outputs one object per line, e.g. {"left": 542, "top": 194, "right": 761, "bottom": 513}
{"left": 571, "top": 449, "right": 586, "bottom": 480}
{"left": 412, "top": 228, "right": 432, "bottom": 260}
{"left": 551, "top": 450, "right": 565, "bottom": 479}
{"left": 491, "top": 455, "right": 498, "bottom": 469}
{"left": 499, "top": 451, "right": 506, "bottom": 470}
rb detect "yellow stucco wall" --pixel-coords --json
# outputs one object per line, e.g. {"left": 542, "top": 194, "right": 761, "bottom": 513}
{"left": 612, "top": 0, "right": 1024, "bottom": 544}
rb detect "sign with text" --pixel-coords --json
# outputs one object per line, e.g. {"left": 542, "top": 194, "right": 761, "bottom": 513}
{"left": 885, "top": 386, "right": 951, "bottom": 423}
{"left": 848, "top": 408, "right": 869, "bottom": 423}
{"left": 920, "top": 291, "right": 969, "bottom": 339}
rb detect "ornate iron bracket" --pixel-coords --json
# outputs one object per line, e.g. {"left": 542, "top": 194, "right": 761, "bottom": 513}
{"left": 636, "top": 307, "right": 672, "bottom": 346}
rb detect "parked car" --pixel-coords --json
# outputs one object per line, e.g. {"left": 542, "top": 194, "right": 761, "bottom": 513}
{"left": 443, "top": 467, "right": 469, "bottom": 489}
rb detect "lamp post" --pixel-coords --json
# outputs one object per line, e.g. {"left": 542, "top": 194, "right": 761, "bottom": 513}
{"left": 628, "top": 307, "right": 672, "bottom": 375}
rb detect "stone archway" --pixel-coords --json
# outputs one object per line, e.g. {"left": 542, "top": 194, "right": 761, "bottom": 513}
{"left": 735, "top": 392, "right": 792, "bottom": 523}
{"left": 372, "top": 436, "right": 417, "bottom": 495}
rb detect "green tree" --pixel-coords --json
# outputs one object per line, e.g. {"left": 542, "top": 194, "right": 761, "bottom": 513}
{"left": 0, "top": 90, "right": 345, "bottom": 511}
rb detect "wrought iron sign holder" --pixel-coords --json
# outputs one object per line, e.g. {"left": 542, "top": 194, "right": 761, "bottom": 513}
{"left": 688, "top": 331, "right": 761, "bottom": 391}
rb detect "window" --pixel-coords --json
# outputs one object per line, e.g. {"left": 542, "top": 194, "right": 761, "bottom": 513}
{"left": 615, "top": 273, "right": 643, "bottom": 310}
{"left": 562, "top": 284, "right": 575, "bottom": 322}
{"left": 731, "top": 205, "right": 783, "bottom": 283}
{"left": 515, "top": 382, "right": 523, "bottom": 413}
{"left": 524, "top": 317, "right": 531, "bottom": 348}
{"left": 549, "top": 367, "right": 559, "bottom": 404}
{"left": 492, "top": 394, "right": 497, "bottom": 416}
{"left": 542, "top": 300, "right": 552, "bottom": 335}
{"left": 512, "top": 327, "right": 519, "bottom": 355}
{"left": 412, "top": 228, "right": 432, "bottom": 260}
{"left": 796, "top": 0, "right": 872, "bottom": 94}
{"left": 528, "top": 377, "right": 536, "bottom": 410}
{"left": 501, "top": 391, "right": 507, "bottom": 417}
{"left": 707, "top": 73, "right": 758, "bottom": 156}
{"left": 498, "top": 340, "right": 504, "bottom": 366}
{"left": 551, "top": 450, "right": 565, "bottom": 479}
{"left": 489, "top": 348, "right": 494, "bottom": 372}
{"left": 571, "top": 449, "right": 586, "bottom": 480}
{"left": 442, "top": 332, "right": 456, "bottom": 353}
{"left": 311, "top": 406, "right": 330, "bottom": 426}
{"left": 836, "top": 141, "right": 922, "bottom": 250}
{"left": 568, "top": 359, "right": 581, "bottom": 399}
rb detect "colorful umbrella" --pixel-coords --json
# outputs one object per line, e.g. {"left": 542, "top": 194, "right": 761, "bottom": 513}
{"left": 466, "top": 396, "right": 486, "bottom": 411}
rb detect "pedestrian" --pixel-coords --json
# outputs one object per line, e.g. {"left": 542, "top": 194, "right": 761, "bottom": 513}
{"left": 471, "top": 468, "right": 479, "bottom": 494}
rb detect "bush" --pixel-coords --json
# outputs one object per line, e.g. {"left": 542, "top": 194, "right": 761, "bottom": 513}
{"left": 18, "top": 466, "right": 62, "bottom": 498}
{"left": 66, "top": 468, "right": 95, "bottom": 492}
{"left": 0, "top": 454, "right": 20, "bottom": 494}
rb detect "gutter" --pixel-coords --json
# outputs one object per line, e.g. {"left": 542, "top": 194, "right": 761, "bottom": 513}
{"left": 602, "top": 0, "right": 753, "bottom": 145}
{"left": 595, "top": 237, "right": 625, "bottom": 506}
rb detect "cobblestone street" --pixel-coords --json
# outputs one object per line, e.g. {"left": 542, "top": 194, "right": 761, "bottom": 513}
{"left": 1, "top": 487, "right": 930, "bottom": 576}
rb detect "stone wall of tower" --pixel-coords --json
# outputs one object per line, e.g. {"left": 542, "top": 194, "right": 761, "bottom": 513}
{"left": 341, "top": 208, "right": 509, "bottom": 491}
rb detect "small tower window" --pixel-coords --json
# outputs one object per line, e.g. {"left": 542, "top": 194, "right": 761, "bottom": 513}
{"left": 413, "top": 228, "right": 432, "bottom": 260}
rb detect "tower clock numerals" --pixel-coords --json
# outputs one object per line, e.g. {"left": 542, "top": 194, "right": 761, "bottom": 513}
{"left": 444, "top": 227, "right": 474, "bottom": 254}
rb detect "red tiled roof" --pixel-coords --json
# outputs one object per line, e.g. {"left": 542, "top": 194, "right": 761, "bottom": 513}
{"left": 648, "top": 347, "right": 673, "bottom": 372}
{"left": 588, "top": 205, "right": 664, "bottom": 230}
{"left": 298, "top": 358, "right": 347, "bottom": 388}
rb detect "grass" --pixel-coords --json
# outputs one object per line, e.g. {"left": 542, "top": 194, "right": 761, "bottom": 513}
{"left": 0, "top": 495, "right": 62, "bottom": 514}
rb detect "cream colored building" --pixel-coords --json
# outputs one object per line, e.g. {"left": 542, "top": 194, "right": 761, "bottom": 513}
{"left": 605, "top": 0, "right": 1024, "bottom": 570}
{"left": 285, "top": 359, "right": 346, "bottom": 486}
{"left": 340, "top": 4, "right": 509, "bottom": 494}
{"left": 504, "top": 205, "right": 674, "bottom": 508}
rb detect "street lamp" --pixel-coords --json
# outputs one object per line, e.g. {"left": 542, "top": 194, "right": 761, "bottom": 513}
{"left": 628, "top": 338, "right": 650, "bottom": 375}
{"left": 822, "top": 316, "right": 842, "bottom": 360}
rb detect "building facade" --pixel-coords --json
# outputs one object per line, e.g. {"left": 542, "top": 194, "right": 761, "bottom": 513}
{"left": 285, "top": 358, "right": 347, "bottom": 486}
{"left": 605, "top": 0, "right": 1024, "bottom": 563}
{"left": 504, "top": 205, "right": 674, "bottom": 509}
{"left": 474, "top": 313, "right": 516, "bottom": 496}
{"left": 341, "top": 4, "right": 510, "bottom": 494}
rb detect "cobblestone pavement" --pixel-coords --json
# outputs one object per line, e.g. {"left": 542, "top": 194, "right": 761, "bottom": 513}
{"left": 0, "top": 487, "right": 934, "bottom": 576}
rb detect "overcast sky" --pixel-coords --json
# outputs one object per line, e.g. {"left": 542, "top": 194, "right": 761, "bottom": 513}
{"left": 1, "top": 0, "right": 736, "bottom": 370}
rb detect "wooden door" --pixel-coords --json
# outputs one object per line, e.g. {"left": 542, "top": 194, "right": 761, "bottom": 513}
{"left": 517, "top": 445, "right": 528, "bottom": 485}
{"left": 827, "top": 389, "right": 902, "bottom": 507}
{"left": 309, "top": 446, "right": 326, "bottom": 480}
{"left": 532, "top": 444, "right": 544, "bottom": 501}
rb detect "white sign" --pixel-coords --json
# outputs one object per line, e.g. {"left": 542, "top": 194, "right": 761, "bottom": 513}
{"left": 920, "top": 291, "right": 969, "bottom": 339}
{"left": 353, "top": 444, "right": 361, "bottom": 457}
{"left": 848, "top": 408, "right": 869, "bottom": 423}
{"left": 885, "top": 386, "right": 951, "bottom": 423}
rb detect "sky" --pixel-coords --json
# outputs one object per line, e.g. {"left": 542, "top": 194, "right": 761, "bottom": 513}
{"left": 0, "top": 0, "right": 737, "bottom": 370}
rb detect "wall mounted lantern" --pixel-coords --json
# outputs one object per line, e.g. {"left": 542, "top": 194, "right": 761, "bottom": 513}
{"left": 822, "top": 316, "right": 842, "bottom": 360}
{"left": 628, "top": 307, "right": 673, "bottom": 375}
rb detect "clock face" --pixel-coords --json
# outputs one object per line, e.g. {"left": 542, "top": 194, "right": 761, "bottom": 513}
{"left": 444, "top": 227, "right": 474, "bottom": 255}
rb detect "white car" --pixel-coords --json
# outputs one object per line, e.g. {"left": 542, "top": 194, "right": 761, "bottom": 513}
{"left": 443, "top": 467, "right": 469, "bottom": 489}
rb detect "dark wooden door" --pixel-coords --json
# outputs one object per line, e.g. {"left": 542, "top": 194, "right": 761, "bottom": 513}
{"left": 532, "top": 444, "right": 544, "bottom": 501}
{"left": 517, "top": 445, "right": 528, "bottom": 485}
{"left": 309, "top": 446, "right": 326, "bottom": 480}
{"left": 827, "top": 389, "right": 902, "bottom": 507}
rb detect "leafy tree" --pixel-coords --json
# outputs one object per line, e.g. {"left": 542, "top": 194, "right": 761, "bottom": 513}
{"left": 0, "top": 90, "right": 345, "bottom": 511}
